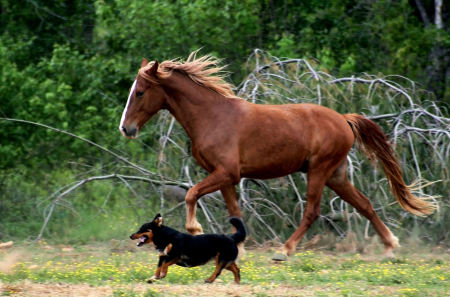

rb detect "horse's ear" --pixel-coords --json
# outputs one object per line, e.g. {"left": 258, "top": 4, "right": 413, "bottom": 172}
{"left": 145, "top": 60, "right": 159, "bottom": 76}
{"left": 141, "top": 58, "right": 149, "bottom": 68}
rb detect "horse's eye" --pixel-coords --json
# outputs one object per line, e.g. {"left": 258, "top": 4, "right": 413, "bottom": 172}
{"left": 136, "top": 91, "right": 144, "bottom": 97}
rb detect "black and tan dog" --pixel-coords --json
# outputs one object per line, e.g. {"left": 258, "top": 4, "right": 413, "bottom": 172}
{"left": 130, "top": 214, "right": 246, "bottom": 284}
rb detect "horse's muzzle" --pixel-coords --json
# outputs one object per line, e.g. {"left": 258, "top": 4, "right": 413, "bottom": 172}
{"left": 121, "top": 126, "right": 137, "bottom": 138}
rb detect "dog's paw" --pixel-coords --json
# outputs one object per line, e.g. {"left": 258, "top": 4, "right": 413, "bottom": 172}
{"left": 204, "top": 278, "right": 214, "bottom": 283}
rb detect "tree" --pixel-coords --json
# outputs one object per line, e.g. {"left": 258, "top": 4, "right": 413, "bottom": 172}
{"left": 412, "top": 0, "right": 449, "bottom": 101}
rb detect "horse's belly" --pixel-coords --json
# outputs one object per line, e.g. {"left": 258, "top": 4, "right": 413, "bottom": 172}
{"left": 240, "top": 153, "right": 307, "bottom": 179}
{"left": 241, "top": 168, "right": 302, "bottom": 179}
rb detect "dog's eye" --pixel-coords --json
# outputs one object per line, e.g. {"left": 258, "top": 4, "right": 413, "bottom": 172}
{"left": 136, "top": 91, "right": 144, "bottom": 97}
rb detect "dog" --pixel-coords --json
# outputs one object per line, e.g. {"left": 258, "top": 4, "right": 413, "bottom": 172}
{"left": 130, "top": 214, "right": 246, "bottom": 284}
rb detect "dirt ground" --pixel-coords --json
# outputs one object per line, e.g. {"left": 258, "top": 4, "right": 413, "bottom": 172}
{"left": 1, "top": 281, "right": 324, "bottom": 297}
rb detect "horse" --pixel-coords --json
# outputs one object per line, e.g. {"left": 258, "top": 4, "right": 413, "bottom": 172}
{"left": 119, "top": 52, "right": 435, "bottom": 260}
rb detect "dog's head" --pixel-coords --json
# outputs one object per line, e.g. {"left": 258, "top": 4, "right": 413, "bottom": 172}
{"left": 129, "top": 213, "right": 163, "bottom": 247}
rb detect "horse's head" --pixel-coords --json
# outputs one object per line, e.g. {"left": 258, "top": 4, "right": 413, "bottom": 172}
{"left": 119, "top": 58, "right": 167, "bottom": 138}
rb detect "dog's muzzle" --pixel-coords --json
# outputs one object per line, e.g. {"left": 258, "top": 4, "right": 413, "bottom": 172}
{"left": 130, "top": 233, "right": 148, "bottom": 247}
{"left": 136, "top": 236, "right": 148, "bottom": 247}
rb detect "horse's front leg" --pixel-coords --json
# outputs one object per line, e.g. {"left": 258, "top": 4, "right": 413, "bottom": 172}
{"left": 220, "top": 185, "right": 245, "bottom": 256}
{"left": 273, "top": 170, "right": 328, "bottom": 261}
{"left": 185, "top": 168, "right": 238, "bottom": 234}
{"left": 220, "top": 185, "right": 242, "bottom": 218}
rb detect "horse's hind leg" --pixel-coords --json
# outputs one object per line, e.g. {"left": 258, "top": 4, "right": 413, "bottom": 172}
{"left": 326, "top": 162, "right": 399, "bottom": 257}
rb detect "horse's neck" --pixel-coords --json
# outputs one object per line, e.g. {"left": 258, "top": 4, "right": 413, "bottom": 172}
{"left": 162, "top": 74, "right": 233, "bottom": 140}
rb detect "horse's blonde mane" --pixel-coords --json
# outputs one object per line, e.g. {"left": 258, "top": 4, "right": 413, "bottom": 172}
{"left": 138, "top": 51, "right": 238, "bottom": 99}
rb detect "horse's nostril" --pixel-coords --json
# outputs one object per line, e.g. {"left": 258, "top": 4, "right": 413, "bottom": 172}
{"left": 121, "top": 126, "right": 137, "bottom": 137}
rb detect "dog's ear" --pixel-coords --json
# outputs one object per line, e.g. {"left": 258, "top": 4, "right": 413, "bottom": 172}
{"left": 155, "top": 216, "right": 163, "bottom": 227}
{"left": 153, "top": 213, "right": 163, "bottom": 227}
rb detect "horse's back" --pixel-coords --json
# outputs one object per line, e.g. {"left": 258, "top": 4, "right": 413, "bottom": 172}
{"left": 237, "top": 102, "right": 354, "bottom": 178}
{"left": 242, "top": 102, "right": 354, "bottom": 148}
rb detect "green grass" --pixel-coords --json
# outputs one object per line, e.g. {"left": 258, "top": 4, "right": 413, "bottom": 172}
{"left": 0, "top": 243, "right": 448, "bottom": 296}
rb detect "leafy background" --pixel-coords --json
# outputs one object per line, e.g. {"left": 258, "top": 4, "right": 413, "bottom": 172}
{"left": 0, "top": 0, "right": 448, "bottom": 247}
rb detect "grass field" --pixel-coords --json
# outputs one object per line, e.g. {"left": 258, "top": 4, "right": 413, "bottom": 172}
{"left": 0, "top": 241, "right": 448, "bottom": 297}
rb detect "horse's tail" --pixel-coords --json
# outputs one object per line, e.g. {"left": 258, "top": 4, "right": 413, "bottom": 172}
{"left": 229, "top": 217, "right": 246, "bottom": 244}
{"left": 344, "top": 113, "right": 435, "bottom": 216}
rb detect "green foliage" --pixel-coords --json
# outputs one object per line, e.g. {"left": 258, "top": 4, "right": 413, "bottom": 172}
{"left": 0, "top": 0, "right": 95, "bottom": 66}
{"left": 1, "top": 0, "right": 447, "bottom": 167}
{"left": 94, "top": 0, "right": 261, "bottom": 77}
{"left": 0, "top": 40, "right": 149, "bottom": 168}
{"left": 0, "top": 167, "right": 159, "bottom": 242}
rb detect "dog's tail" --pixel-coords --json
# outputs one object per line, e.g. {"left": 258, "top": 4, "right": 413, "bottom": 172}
{"left": 229, "top": 217, "right": 246, "bottom": 244}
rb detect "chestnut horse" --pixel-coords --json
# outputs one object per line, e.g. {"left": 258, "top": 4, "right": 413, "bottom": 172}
{"left": 119, "top": 52, "right": 434, "bottom": 260}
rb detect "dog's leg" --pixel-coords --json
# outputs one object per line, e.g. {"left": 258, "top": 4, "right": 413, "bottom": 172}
{"left": 147, "top": 256, "right": 165, "bottom": 283}
{"left": 205, "top": 255, "right": 226, "bottom": 283}
{"left": 225, "top": 262, "right": 241, "bottom": 284}
{"left": 163, "top": 243, "right": 172, "bottom": 255}
{"left": 159, "top": 257, "right": 180, "bottom": 279}
{"left": 205, "top": 262, "right": 226, "bottom": 283}
{"left": 158, "top": 243, "right": 173, "bottom": 256}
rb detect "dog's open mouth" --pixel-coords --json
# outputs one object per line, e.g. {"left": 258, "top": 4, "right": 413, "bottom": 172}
{"left": 137, "top": 236, "right": 148, "bottom": 247}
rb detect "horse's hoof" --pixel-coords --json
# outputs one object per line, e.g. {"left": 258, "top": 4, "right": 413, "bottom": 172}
{"left": 272, "top": 252, "right": 288, "bottom": 262}
{"left": 382, "top": 250, "right": 396, "bottom": 258}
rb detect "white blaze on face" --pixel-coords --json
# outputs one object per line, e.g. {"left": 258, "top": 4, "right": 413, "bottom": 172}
{"left": 119, "top": 79, "right": 137, "bottom": 131}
